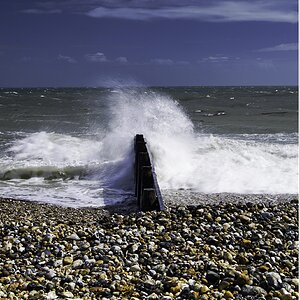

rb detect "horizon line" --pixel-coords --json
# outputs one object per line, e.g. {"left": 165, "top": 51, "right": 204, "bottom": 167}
{"left": 0, "top": 84, "right": 298, "bottom": 89}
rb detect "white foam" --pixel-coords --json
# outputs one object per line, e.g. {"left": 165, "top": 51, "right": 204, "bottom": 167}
{"left": 102, "top": 88, "right": 298, "bottom": 194}
{"left": 8, "top": 132, "right": 103, "bottom": 166}
{"left": 0, "top": 88, "right": 298, "bottom": 207}
{"left": 154, "top": 134, "right": 298, "bottom": 194}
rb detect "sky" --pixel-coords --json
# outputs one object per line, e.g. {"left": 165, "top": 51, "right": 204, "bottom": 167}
{"left": 0, "top": 0, "right": 298, "bottom": 87}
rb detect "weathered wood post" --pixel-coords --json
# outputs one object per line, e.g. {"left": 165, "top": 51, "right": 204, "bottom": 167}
{"left": 141, "top": 188, "right": 156, "bottom": 212}
{"left": 140, "top": 166, "right": 153, "bottom": 208}
{"left": 134, "top": 135, "right": 147, "bottom": 196}
{"left": 136, "top": 152, "right": 150, "bottom": 203}
{"left": 134, "top": 134, "right": 165, "bottom": 211}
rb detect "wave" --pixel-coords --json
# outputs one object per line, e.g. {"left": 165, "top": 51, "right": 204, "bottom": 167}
{"left": 153, "top": 134, "right": 298, "bottom": 194}
{"left": 0, "top": 166, "right": 87, "bottom": 180}
{"left": 103, "top": 89, "right": 298, "bottom": 194}
{"left": 0, "top": 88, "right": 298, "bottom": 206}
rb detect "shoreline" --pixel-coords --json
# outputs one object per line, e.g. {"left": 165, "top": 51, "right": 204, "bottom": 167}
{"left": 0, "top": 195, "right": 298, "bottom": 299}
{"left": 163, "top": 191, "right": 298, "bottom": 207}
{"left": 0, "top": 191, "right": 297, "bottom": 217}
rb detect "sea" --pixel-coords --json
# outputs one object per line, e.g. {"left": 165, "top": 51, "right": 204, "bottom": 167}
{"left": 0, "top": 86, "right": 298, "bottom": 207}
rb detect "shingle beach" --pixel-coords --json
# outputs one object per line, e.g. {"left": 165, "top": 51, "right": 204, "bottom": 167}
{"left": 0, "top": 194, "right": 298, "bottom": 299}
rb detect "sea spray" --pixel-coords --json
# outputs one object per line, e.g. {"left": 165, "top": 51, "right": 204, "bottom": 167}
{"left": 0, "top": 87, "right": 298, "bottom": 207}
{"left": 103, "top": 88, "right": 298, "bottom": 194}
{"left": 156, "top": 134, "right": 298, "bottom": 194}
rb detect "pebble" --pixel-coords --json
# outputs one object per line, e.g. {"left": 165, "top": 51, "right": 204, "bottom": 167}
{"left": 63, "top": 256, "right": 73, "bottom": 265}
{"left": 266, "top": 272, "right": 282, "bottom": 289}
{"left": 0, "top": 197, "right": 297, "bottom": 299}
{"left": 223, "top": 290, "right": 234, "bottom": 299}
{"left": 46, "top": 269, "right": 56, "bottom": 279}
{"left": 45, "top": 291, "right": 58, "bottom": 300}
{"left": 66, "top": 233, "right": 80, "bottom": 241}
{"left": 206, "top": 270, "right": 220, "bottom": 284}
{"left": 61, "top": 291, "right": 74, "bottom": 298}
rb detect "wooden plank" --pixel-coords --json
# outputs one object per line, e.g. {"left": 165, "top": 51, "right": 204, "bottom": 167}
{"left": 141, "top": 188, "right": 156, "bottom": 212}
{"left": 144, "top": 141, "right": 165, "bottom": 211}
{"left": 136, "top": 152, "right": 150, "bottom": 202}
{"left": 134, "top": 134, "right": 165, "bottom": 211}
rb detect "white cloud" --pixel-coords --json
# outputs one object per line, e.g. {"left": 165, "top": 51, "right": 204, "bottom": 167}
{"left": 116, "top": 56, "right": 128, "bottom": 63}
{"left": 150, "top": 58, "right": 190, "bottom": 66}
{"left": 85, "top": 52, "right": 108, "bottom": 62}
{"left": 257, "top": 43, "right": 298, "bottom": 52}
{"left": 150, "top": 58, "right": 174, "bottom": 65}
{"left": 86, "top": 1, "right": 297, "bottom": 23}
{"left": 150, "top": 58, "right": 190, "bottom": 65}
{"left": 22, "top": 8, "right": 62, "bottom": 14}
{"left": 58, "top": 54, "right": 77, "bottom": 63}
{"left": 199, "top": 56, "right": 230, "bottom": 63}
{"left": 257, "top": 59, "right": 276, "bottom": 70}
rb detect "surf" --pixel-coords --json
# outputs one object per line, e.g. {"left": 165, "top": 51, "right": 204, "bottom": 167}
{"left": 0, "top": 88, "right": 298, "bottom": 206}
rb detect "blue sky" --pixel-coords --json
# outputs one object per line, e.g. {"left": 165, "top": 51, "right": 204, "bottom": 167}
{"left": 0, "top": 0, "right": 298, "bottom": 87}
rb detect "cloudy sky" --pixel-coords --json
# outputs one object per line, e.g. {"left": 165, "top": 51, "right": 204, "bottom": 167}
{"left": 0, "top": 0, "right": 297, "bottom": 87}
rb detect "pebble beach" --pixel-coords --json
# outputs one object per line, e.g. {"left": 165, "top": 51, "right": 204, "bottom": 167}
{"left": 0, "top": 195, "right": 298, "bottom": 300}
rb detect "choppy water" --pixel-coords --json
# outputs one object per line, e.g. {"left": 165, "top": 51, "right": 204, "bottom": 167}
{"left": 0, "top": 86, "right": 298, "bottom": 207}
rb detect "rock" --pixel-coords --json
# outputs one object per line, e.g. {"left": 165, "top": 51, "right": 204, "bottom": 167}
{"left": 144, "top": 279, "right": 156, "bottom": 290}
{"left": 111, "top": 245, "right": 122, "bottom": 255}
{"left": 290, "top": 278, "right": 299, "bottom": 287}
{"left": 242, "top": 285, "right": 267, "bottom": 296}
{"left": 223, "top": 290, "right": 234, "bottom": 299}
{"left": 206, "top": 271, "right": 220, "bottom": 284}
{"left": 193, "top": 283, "right": 202, "bottom": 291}
{"left": 236, "top": 253, "right": 249, "bottom": 264}
{"left": 236, "top": 272, "right": 251, "bottom": 285}
{"left": 201, "top": 285, "right": 209, "bottom": 293}
{"left": 239, "top": 215, "right": 251, "bottom": 223}
{"left": 66, "top": 233, "right": 80, "bottom": 241}
{"left": 266, "top": 272, "right": 282, "bottom": 289}
{"left": 99, "top": 272, "right": 107, "bottom": 280}
{"left": 46, "top": 269, "right": 56, "bottom": 280}
{"left": 258, "top": 265, "right": 269, "bottom": 272}
{"left": 53, "top": 259, "right": 63, "bottom": 267}
{"left": 68, "top": 282, "right": 75, "bottom": 290}
{"left": 279, "top": 288, "right": 293, "bottom": 300}
{"left": 147, "top": 293, "right": 159, "bottom": 299}
{"left": 61, "top": 291, "right": 74, "bottom": 298}
{"left": 129, "top": 243, "right": 139, "bottom": 253}
{"left": 261, "top": 212, "right": 274, "bottom": 219}
{"left": 242, "top": 239, "right": 251, "bottom": 246}
{"left": 85, "top": 258, "right": 95, "bottom": 266}
{"left": 223, "top": 223, "right": 231, "bottom": 231}
{"left": 223, "top": 251, "right": 233, "bottom": 262}
{"left": 3, "top": 241, "right": 12, "bottom": 251}
{"left": 80, "top": 242, "right": 90, "bottom": 250}
{"left": 73, "top": 259, "right": 83, "bottom": 268}
{"left": 219, "top": 280, "right": 231, "bottom": 290}
{"left": 63, "top": 256, "right": 73, "bottom": 265}
{"left": 0, "top": 196, "right": 298, "bottom": 300}
{"left": 45, "top": 291, "right": 58, "bottom": 300}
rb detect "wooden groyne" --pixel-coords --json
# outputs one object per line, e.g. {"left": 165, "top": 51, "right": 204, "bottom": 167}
{"left": 134, "top": 134, "right": 164, "bottom": 212}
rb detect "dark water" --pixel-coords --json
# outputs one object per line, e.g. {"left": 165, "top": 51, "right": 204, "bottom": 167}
{"left": 0, "top": 86, "right": 298, "bottom": 136}
{"left": 0, "top": 86, "right": 298, "bottom": 207}
{"left": 154, "top": 86, "right": 298, "bottom": 134}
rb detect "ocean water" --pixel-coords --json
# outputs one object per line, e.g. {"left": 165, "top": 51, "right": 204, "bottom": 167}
{"left": 0, "top": 86, "right": 298, "bottom": 207}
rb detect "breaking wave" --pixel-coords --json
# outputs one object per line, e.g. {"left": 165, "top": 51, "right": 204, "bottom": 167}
{"left": 0, "top": 88, "right": 298, "bottom": 206}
